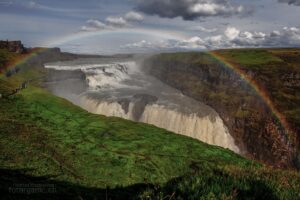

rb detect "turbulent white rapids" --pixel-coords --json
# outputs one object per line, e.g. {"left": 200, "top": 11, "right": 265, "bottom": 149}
{"left": 45, "top": 58, "right": 240, "bottom": 153}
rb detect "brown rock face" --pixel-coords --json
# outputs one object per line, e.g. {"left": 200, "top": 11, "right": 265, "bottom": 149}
{"left": 142, "top": 53, "right": 299, "bottom": 169}
{"left": 0, "top": 40, "right": 26, "bottom": 53}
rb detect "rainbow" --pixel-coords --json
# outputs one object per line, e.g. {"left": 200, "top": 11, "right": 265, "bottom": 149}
{"left": 45, "top": 28, "right": 189, "bottom": 47}
{"left": 3, "top": 48, "right": 48, "bottom": 73}
{"left": 4, "top": 28, "right": 189, "bottom": 71}
{"left": 208, "top": 51, "right": 293, "bottom": 136}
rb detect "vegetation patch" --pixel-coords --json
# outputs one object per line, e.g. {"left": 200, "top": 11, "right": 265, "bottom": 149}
{"left": 214, "top": 49, "right": 284, "bottom": 65}
{"left": 0, "top": 49, "right": 17, "bottom": 71}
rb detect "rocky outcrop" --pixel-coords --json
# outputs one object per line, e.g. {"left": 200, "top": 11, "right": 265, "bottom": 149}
{"left": 0, "top": 40, "right": 26, "bottom": 53}
{"left": 143, "top": 53, "right": 299, "bottom": 169}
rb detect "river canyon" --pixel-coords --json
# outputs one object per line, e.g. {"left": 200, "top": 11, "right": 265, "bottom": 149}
{"left": 44, "top": 57, "right": 240, "bottom": 153}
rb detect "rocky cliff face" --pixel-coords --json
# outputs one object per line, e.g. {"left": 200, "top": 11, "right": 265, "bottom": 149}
{"left": 143, "top": 52, "right": 299, "bottom": 169}
{"left": 0, "top": 40, "right": 26, "bottom": 53}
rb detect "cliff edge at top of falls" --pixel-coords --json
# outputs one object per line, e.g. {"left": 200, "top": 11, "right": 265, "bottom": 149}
{"left": 143, "top": 49, "right": 300, "bottom": 169}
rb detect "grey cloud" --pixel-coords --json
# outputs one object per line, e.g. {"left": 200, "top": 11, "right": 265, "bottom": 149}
{"left": 87, "top": 19, "right": 108, "bottom": 29}
{"left": 190, "top": 25, "right": 218, "bottom": 32}
{"left": 136, "top": 0, "right": 252, "bottom": 20}
{"left": 122, "top": 26, "right": 300, "bottom": 51}
{"left": 229, "top": 27, "right": 300, "bottom": 47}
{"left": 81, "top": 11, "right": 144, "bottom": 32}
{"left": 81, "top": 19, "right": 111, "bottom": 31}
{"left": 278, "top": 0, "right": 300, "bottom": 6}
{"left": 121, "top": 40, "right": 155, "bottom": 49}
{"left": 202, "top": 27, "right": 300, "bottom": 48}
{"left": 124, "top": 11, "right": 144, "bottom": 22}
{"left": 105, "top": 16, "right": 128, "bottom": 27}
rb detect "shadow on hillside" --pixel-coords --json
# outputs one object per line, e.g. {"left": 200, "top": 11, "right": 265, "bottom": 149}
{"left": 0, "top": 168, "right": 151, "bottom": 200}
{"left": 0, "top": 167, "right": 282, "bottom": 200}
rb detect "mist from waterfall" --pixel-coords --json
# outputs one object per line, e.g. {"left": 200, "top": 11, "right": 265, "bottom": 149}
{"left": 44, "top": 57, "right": 240, "bottom": 153}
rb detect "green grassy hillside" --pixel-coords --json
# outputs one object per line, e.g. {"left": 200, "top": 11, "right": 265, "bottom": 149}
{"left": 0, "top": 49, "right": 299, "bottom": 199}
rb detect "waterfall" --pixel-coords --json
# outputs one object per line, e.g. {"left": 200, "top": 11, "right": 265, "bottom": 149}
{"left": 45, "top": 59, "right": 240, "bottom": 153}
{"left": 80, "top": 96, "right": 240, "bottom": 153}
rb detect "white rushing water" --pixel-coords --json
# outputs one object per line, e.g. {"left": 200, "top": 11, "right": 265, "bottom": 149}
{"left": 45, "top": 58, "right": 240, "bottom": 153}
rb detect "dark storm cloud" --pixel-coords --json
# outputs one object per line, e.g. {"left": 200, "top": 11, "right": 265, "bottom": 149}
{"left": 278, "top": 0, "right": 300, "bottom": 6}
{"left": 135, "top": 0, "right": 252, "bottom": 20}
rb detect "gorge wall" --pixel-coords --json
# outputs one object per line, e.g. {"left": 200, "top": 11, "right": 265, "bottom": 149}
{"left": 142, "top": 52, "right": 299, "bottom": 169}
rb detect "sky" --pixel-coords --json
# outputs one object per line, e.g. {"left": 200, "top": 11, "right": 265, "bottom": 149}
{"left": 0, "top": 0, "right": 299, "bottom": 54}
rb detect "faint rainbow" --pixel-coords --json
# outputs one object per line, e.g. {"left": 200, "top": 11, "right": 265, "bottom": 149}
{"left": 45, "top": 28, "right": 189, "bottom": 47}
{"left": 208, "top": 51, "right": 293, "bottom": 135}
{"left": 4, "top": 28, "right": 188, "bottom": 73}
{"left": 2, "top": 48, "right": 51, "bottom": 74}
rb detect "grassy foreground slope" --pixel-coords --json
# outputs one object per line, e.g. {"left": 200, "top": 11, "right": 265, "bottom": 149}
{"left": 0, "top": 49, "right": 299, "bottom": 199}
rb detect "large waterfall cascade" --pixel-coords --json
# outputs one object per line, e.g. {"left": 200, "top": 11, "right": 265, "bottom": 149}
{"left": 45, "top": 59, "right": 240, "bottom": 153}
